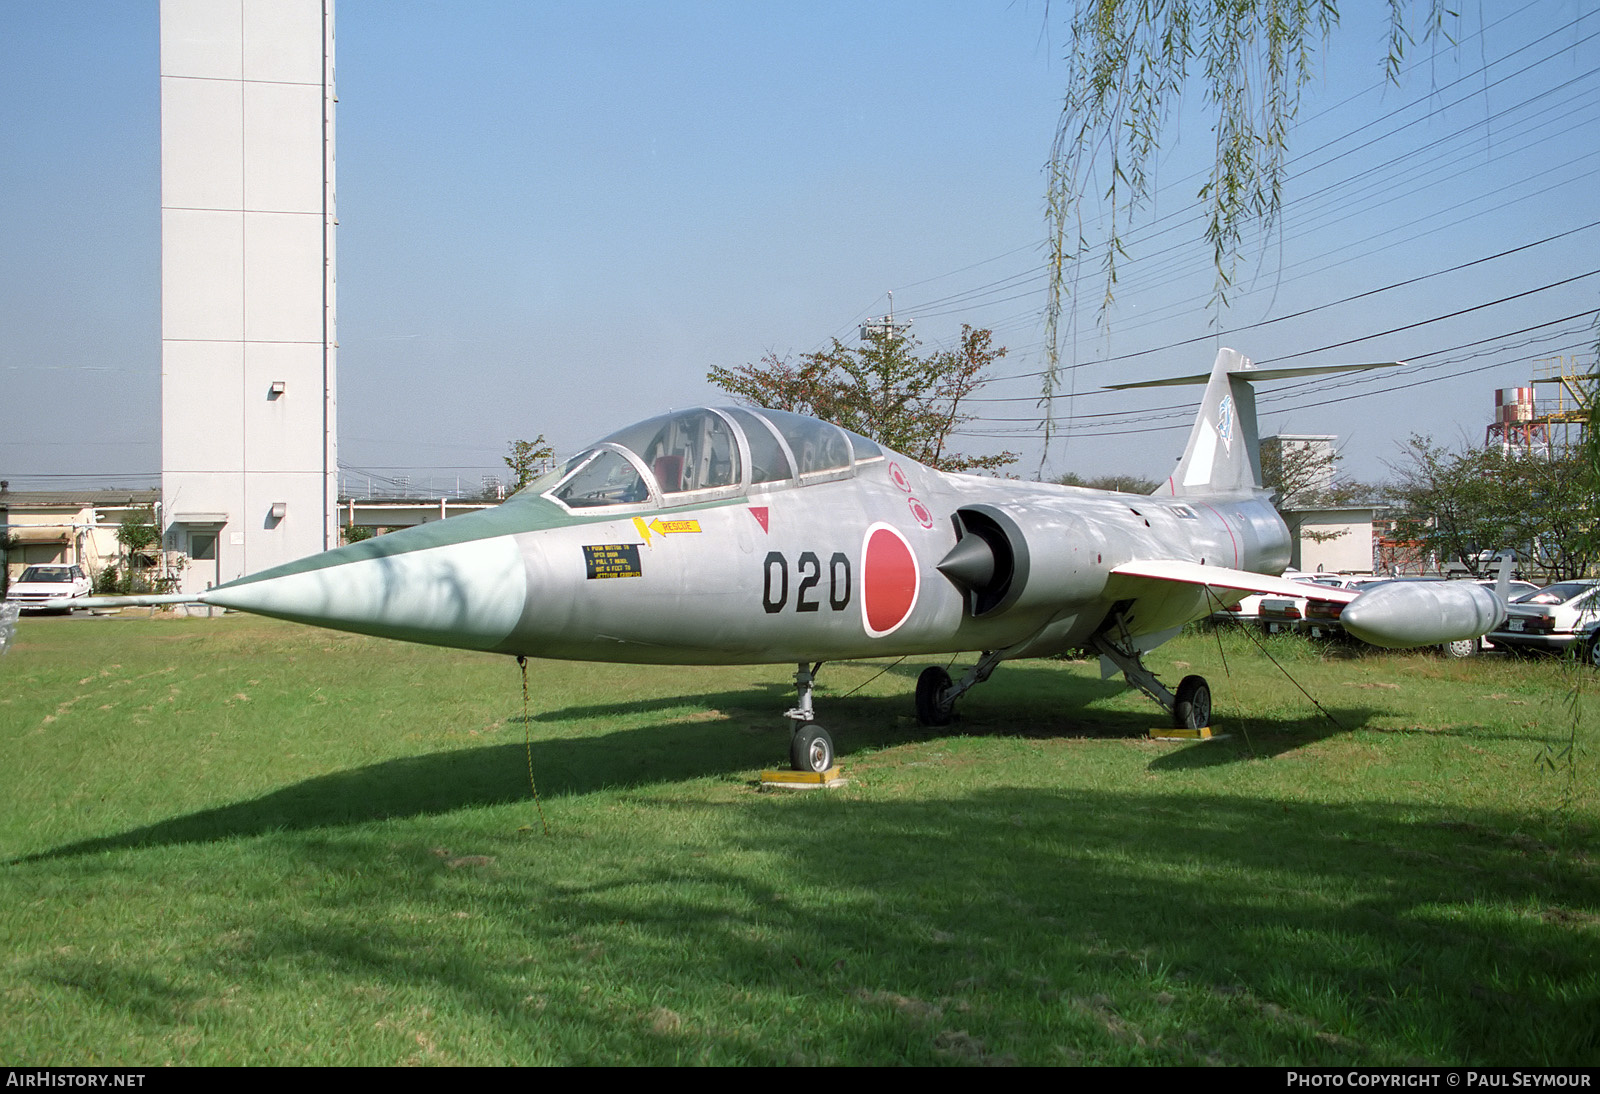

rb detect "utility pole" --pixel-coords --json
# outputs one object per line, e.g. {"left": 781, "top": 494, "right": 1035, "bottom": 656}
{"left": 860, "top": 291, "right": 913, "bottom": 342}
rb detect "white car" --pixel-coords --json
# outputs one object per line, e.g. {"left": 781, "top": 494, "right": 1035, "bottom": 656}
{"left": 4, "top": 564, "right": 94, "bottom": 612}
{"left": 1258, "top": 573, "right": 1370, "bottom": 636}
{"left": 1487, "top": 579, "right": 1600, "bottom": 658}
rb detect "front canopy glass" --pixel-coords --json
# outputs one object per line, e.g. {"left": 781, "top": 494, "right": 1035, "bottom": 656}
{"left": 600, "top": 409, "right": 742, "bottom": 496}
{"left": 549, "top": 449, "right": 651, "bottom": 508}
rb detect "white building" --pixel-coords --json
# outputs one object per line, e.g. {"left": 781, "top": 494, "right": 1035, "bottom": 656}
{"left": 160, "top": 0, "right": 337, "bottom": 595}
{"left": 1280, "top": 506, "right": 1378, "bottom": 575}
{"left": 1259, "top": 434, "right": 1337, "bottom": 506}
{"left": 1, "top": 489, "right": 161, "bottom": 588}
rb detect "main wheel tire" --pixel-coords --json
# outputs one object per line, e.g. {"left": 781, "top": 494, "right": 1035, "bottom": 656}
{"left": 1173, "top": 674, "right": 1212, "bottom": 730}
{"left": 915, "top": 666, "right": 954, "bottom": 727}
{"left": 1587, "top": 636, "right": 1600, "bottom": 670}
{"left": 1441, "top": 638, "right": 1478, "bottom": 659}
{"left": 789, "top": 724, "right": 835, "bottom": 773}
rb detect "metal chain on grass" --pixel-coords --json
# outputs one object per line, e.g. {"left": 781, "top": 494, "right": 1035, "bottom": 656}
{"left": 518, "top": 655, "right": 550, "bottom": 837}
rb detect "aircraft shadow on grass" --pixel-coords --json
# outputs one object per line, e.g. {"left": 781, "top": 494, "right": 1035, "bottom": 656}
{"left": 19, "top": 782, "right": 1594, "bottom": 1065}
{"left": 12, "top": 661, "right": 1385, "bottom": 864}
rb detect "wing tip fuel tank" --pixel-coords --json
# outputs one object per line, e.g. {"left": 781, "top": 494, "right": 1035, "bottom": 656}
{"left": 1340, "top": 581, "right": 1507, "bottom": 649}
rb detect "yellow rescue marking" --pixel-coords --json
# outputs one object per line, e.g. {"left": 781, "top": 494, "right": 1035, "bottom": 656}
{"left": 633, "top": 516, "right": 703, "bottom": 546}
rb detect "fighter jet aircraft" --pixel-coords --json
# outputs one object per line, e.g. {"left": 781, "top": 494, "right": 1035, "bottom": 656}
{"left": 51, "top": 348, "right": 1506, "bottom": 773}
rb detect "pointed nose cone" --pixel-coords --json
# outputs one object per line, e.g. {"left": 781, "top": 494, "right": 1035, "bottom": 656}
{"left": 202, "top": 528, "right": 527, "bottom": 651}
{"left": 936, "top": 534, "right": 996, "bottom": 590}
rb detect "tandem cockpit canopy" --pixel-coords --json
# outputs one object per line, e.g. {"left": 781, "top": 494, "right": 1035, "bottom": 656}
{"left": 528, "top": 406, "right": 885, "bottom": 511}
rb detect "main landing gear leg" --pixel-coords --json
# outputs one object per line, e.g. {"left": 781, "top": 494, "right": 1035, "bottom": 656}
{"left": 915, "top": 650, "right": 1005, "bottom": 727}
{"left": 1090, "top": 632, "right": 1212, "bottom": 730}
{"left": 784, "top": 662, "right": 835, "bottom": 773}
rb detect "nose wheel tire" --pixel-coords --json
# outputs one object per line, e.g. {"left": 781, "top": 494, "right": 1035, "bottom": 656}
{"left": 915, "top": 666, "right": 954, "bottom": 727}
{"left": 1173, "top": 674, "right": 1212, "bottom": 730}
{"left": 790, "top": 724, "right": 835, "bottom": 773}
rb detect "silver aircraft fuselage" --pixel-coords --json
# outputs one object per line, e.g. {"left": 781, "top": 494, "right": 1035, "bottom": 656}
{"left": 51, "top": 349, "right": 1503, "bottom": 763}
{"left": 201, "top": 456, "right": 1292, "bottom": 667}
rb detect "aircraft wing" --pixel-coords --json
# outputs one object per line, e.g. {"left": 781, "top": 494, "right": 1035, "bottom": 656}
{"left": 1109, "top": 560, "right": 1360, "bottom": 603}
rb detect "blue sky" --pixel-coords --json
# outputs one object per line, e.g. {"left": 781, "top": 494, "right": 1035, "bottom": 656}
{"left": 2, "top": 1, "right": 1596, "bottom": 494}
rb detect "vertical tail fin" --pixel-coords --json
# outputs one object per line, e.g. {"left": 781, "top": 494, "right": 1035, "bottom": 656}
{"left": 1167, "top": 349, "right": 1262, "bottom": 496}
{"left": 1105, "top": 350, "right": 1401, "bottom": 498}
{"left": 1106, "top": 349, "right": 1262, "bottom": 497}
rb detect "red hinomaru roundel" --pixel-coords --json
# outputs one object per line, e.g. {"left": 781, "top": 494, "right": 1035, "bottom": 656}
{"left": 861, "top": 522, "right": 919, "bottom": 638}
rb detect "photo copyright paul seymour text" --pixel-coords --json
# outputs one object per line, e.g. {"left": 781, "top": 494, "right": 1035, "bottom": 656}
{"left": 1287, "top": 1075, "right": 1592, "bottom": 1088}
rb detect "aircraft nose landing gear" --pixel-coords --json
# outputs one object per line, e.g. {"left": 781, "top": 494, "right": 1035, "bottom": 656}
{"left": 790, "top": 723, "right": 834, "bottom": 773}
{"left": 784, "top": 662, "right": 836, "bottom": 774}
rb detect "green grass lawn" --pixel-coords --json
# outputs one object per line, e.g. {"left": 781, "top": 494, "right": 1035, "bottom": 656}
{"left": 2, "top": 613, "right": 1595, "bottom": 1065}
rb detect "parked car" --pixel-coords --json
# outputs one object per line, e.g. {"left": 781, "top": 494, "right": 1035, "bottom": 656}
{"left": 1257, "top": 588, "right": 1310, "bottom": 635}
{"left": 1259, "top": 573, "right": 1370, "bottom": 636}
{"left": 1434, "top": 579, "right": 1541, "bottom": 657}
{"left": 1486, "top": 579, "right": 1600, "bottom": 659}
{"left": 1579, "top": 618, "right": 1600, "bottom": 669}
{"left": 1209, "top": 570, "right": 1309, "bottom": 627}
{"left": 1302, "top": 594, "right": 1353, "bottom": 640}
{"left": 1296, "top": 576, "right": 1539, "bottom": 654}
{"left": 4, "top": 564, "right": 93, "bottom": 612}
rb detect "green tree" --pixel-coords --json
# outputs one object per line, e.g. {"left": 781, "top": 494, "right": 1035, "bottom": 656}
{"left": 708, "top": 325, "right": 1017, "bottom": 474}
{"left": 1258, "top": 437, "right": 1373, "bottom": 510}
{"left": 1262, "top": 440, "right": 1335, "bottom": 509}
{"left": 1575, "top": 350, "right": 1600, "bottom": 565}
{"left": 1055, "top": 471, "right": 1160, "bottom": 494}
{"left": 504, "top": 436, "right": 555, "bottom": 493}
{"left": 1385, "top": 436, "right": 1598, "bottom": 582}
{"left": 115, "top": 505, "right": 161, "bottom": 594}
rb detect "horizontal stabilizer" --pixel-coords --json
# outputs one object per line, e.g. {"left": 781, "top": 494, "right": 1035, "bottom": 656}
{"left": 1115, "top": 351, "right": 1401, "bottom": 497}
{"left": 1106, "top": 361, "right": 1402, "bottom": 390}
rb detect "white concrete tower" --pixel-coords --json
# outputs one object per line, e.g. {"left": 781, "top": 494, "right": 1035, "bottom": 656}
{"left": 160, "top": 0, "right": 336, "bottom": 594}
